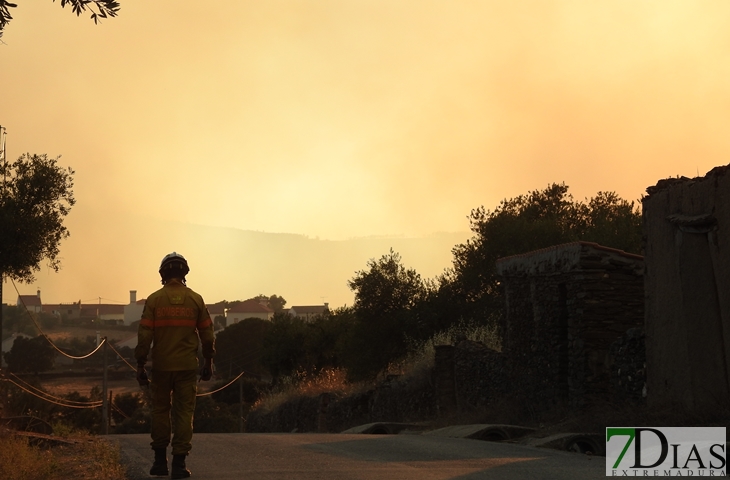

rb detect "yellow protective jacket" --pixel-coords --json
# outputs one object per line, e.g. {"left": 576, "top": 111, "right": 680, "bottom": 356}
{"left": 134, "top": 280, "right": 216, "bottom": 371}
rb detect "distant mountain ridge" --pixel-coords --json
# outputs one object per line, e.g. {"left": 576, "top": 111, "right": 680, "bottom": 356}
{"left": 16, "top": 210, "right": 472, "bottom": 309}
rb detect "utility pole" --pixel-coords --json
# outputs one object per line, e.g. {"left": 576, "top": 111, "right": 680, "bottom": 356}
{"left": 102, "top": 336, "right": 108, "bottom": 435}
{"left": 239, "top": 376, "right": 244, "bottom": 433}
{"left": 0, "top": 125, "right": 7, "bottom": 369}
{"left": 0, "top": 279, "right": 3, "bottom": 373}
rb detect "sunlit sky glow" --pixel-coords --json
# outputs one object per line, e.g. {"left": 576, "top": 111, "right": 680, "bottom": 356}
{"left": 2, "top": 1, "right": 729, "bottom": 308}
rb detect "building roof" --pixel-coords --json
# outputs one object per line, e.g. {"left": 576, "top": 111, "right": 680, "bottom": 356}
{"left": 17, "top": 295, "right": 41, "bottom": 307}
{"left": 207, "top": 303, "right": 227, "bottom": 315}
{"left": 495, "top": 241, "right": 643, "bottom": 277}
{"left": 290, "top": 305, "right": 329, "bottom": 315}
{"left": 227, "top": 299, "right": 273, "bottom": 314}
{"left": 43, "top": 305, "right": 60, "bottom": 314}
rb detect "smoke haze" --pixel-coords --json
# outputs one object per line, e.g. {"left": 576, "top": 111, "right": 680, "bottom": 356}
{"left": 1, "top": 0, "right": 728, "bottom": 305}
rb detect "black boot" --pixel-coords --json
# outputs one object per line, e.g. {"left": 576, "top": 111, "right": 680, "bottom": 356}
{"left": 149, "top": 448, "right": 169, "bottom": 476}
{"left": 171, "top": 454, "right": 191, "bottom": 479}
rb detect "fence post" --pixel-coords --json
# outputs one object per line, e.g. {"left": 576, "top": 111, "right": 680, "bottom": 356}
{"left": 102, "top": 337, "right": 108, "bottom": 435}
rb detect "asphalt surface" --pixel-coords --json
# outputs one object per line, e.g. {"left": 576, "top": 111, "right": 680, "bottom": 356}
{"left": 108, "top": 432, "right": 605, "bottom": 480}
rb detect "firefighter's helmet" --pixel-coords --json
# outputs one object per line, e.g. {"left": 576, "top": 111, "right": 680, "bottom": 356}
{"left": 159, "top": 252, "right": 189, "bottom": 281}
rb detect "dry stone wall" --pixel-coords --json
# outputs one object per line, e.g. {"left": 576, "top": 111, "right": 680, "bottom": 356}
{"left": 608, "top": 327, "right": 646, "bottom": 403}
{"left": 453, "top": 340, "right": 506, "bottom": 412}
{"left": 496, "top": 242, "right": 644, "bottom": 409}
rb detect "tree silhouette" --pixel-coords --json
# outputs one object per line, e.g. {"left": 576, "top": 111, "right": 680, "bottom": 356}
{"left": 4, "top": 335, "right": 55, "bottom": 374}
{"left": 0, "top": 153, "right": 75, "bottom": 282}
{"left": 0, "top": 0, "right": 120, "bottom": 39}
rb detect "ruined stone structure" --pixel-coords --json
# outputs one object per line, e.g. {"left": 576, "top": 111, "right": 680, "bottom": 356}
{"left": 608, "top": 327, "right": 646, "bottom": 403}
{"left": 496, "top": 242, "right": 644, "bottom": 409}
{"left": 433, "top": 341, "right": 507, "bottom": 415}
{"left": 643, "top": 165, "right": 730, "bottom": 412}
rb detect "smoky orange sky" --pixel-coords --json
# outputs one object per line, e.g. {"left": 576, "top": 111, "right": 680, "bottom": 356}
{"left": 2, "top": 1, "right": 729, "bottom": 308}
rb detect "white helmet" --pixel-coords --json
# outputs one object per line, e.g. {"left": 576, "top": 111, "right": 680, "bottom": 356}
{"left": 159, "top": 252, "right": 189, "bottom": 280}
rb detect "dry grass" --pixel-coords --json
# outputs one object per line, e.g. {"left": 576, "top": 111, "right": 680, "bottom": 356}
{"left": 253, "top": 368, "right": 366, "bottom": 413}
{"left": 0, "top": 429, "right": 126, "bottom": 480}
{"left": 253, "top": 322, "right": 501, "bottom": 414}
{"left": 395, "top": 320, "right": 501, "bottom": 381}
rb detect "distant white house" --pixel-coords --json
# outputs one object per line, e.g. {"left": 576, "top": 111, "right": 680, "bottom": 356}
{"left": 43, "top": 302, "right": 125, "bottom": 325}
{"left": 226, "top": 299, "right": 273, "bottom": 324}
{"left": 35, "top": 289, "right": 140, "bottom": 326}
{"left": 124, "top": 290, "right": 146, "bottom": 326}
{"left": 17, "top": 290, "right": 42, "bottom": 313}
{"left": 289, "top": 303, "right": 329, "bottom": 322}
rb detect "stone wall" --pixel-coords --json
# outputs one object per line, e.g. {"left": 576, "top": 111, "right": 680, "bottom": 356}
{"left": 643, "top": 165, "right": 730, "bottom": 412}
{"left": 453, "top": 340, "right": 506, "bottom": 412}
{"left": 496, "top": 242, "right": 644, "bottom": 409}
{"left": 244, "top": 326, "right": 648, "bottom": 432}
{"left": 246, "top": 341, "right": 503, "bottom": 433}
{"left": 608, "top": 327, "right": 646, "bottom": 403}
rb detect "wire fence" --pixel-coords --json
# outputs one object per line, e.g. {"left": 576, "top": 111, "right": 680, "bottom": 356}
{"left": 0, "top": 374, "right": 102, "bottom": 409}
{"left": 12, "top": 279, "right": 107, "bottom": 360}
{"left": 5, "top": 279, "right": 248, "bottom": 411}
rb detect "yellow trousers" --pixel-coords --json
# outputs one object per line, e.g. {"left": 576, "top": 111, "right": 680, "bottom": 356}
{"left": 150, "top": 369, "right": 197, "bottom": 455}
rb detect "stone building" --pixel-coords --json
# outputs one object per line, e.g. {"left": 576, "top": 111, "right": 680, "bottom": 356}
{"left": 496, "top": 241, "right": 644, "bottom": 409}
{"left": 643, "top": 165, "right": 730, "bottom": 413}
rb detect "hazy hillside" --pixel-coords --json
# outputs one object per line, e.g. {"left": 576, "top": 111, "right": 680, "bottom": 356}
{"left": 13, "top": 209, "right": 471, "bottom": 308}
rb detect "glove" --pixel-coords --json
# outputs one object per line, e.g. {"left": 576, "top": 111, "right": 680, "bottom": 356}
{"left": 199, "top": 359, "right": 213, "bottom": 381}
{"left": 136, "top": 366, "right": 149, "bottom": 387}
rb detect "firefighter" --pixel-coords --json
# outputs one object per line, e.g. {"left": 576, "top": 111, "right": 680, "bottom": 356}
{"left": 135, "top": 252, "right": 215, "bottom": 479}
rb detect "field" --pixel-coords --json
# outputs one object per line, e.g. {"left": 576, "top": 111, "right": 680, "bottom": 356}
{"left": 39, "top": 374, "right": 141, "bottom": 397}
{"left": 16, "top": 324, "right": 217, "bottom": 402}
{"left": 33, "top": 325, "right": 140, "bottom": 397}
{"left": 44, "top": 325, "right": 137, "bottom": 345}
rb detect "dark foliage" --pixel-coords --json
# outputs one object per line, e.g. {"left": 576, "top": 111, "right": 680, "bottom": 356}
{"left": 342, "top": 249, "right": 429, "bottom": 381}
{"left": 0, "top": 153, "right": 75, "bottom": 282}
{"left": 440, "top": 183, "right": 642, "bottom": 330}
{"left": 0, "top": 0, "right": 120, "bottom": 39}
{"left": 214, "top": 317, "right": 272, "bottom": 378}
{"left": 3, "top": 335, "right": 55, "bottom": 373}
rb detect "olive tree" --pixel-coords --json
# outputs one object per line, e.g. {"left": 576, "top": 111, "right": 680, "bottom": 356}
{"left": 0, "top": 0, "right": 120, "bottom": 39}
{"left": 0, "top": 153, "right": 75, "bottom": 343}
{"left": 0, "top": 153, "right": 75, "bottom": 282}
{"left": 342, "top": 249, "right": 429, "bottom": 381}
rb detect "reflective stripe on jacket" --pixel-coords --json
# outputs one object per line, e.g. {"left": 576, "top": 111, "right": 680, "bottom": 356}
{"left": 134, "top": 279, "right": 215, "bottom": 371}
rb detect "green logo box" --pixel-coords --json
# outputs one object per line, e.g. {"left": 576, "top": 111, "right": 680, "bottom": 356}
{"left": 606, "top": 427, "right": 726, "bottom": 476}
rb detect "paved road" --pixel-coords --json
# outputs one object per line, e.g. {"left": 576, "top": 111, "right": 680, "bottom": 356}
{"left": 108, "top": 433, "right": 605, "bottom": 480}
